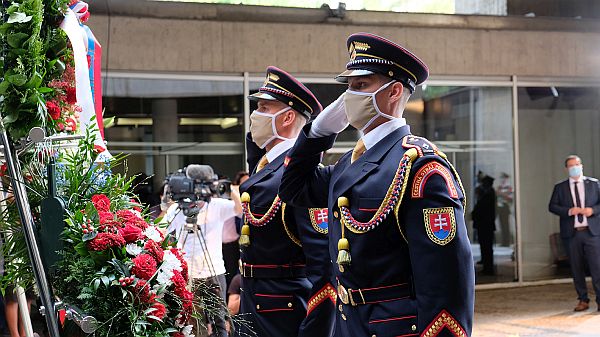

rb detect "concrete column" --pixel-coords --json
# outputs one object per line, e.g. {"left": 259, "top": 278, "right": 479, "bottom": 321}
{"left": 152, "top": 99, "right": 179, "bottom": 189}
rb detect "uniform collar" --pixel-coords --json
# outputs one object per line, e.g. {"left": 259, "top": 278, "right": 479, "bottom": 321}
{"left": 361, "top": 118, "right": 406, "bottom": 150}
{"left": 266, "top": 137, "right": 297, "bottom": 163}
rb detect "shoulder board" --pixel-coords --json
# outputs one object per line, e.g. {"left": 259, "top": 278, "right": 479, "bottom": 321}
{"left": 402, "top": 135, "right": 439, "bottom": 157}
{"left": 586, "top": 177, "right": 598, "bottom": 183}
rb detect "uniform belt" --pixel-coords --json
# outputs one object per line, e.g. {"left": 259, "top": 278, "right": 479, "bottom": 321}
{"left": 575, "top": 226, "right": 589, "bottom": 232}
{"left": 337, "top": 282, "right": 411, "bottom": 306}
{"left": 239, "top": 262, "right": 306, "bottom": 279}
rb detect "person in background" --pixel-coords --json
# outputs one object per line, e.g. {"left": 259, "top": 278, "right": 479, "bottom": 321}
{"left": 222, "top": 172, "right": 249, "bottom": 288}
{"left": 549, "top": 155, "right": 600, "bottom": 312}
{"left": 496, "top": 172, "right": 513, "bottom": 247}
{"left": 473, "top": 175, "right": 497, "bottom": 276}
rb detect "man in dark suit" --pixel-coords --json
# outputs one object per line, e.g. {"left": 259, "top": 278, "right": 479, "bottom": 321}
{"left": 473, "top": 175, "right": 497, "bottom": 275}
{"left": 237, "top": 66, "right": 335, "bottom": 337}
{"left": 280, "top": 33, "right": 474, "bottom": 337}
{"left": 549, "top": 155, "right": 600, "bottom": 312}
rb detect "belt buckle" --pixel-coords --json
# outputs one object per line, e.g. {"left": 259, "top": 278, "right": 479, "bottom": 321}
{"left": 337, "top": 284, "right": 349, "bottom": 305}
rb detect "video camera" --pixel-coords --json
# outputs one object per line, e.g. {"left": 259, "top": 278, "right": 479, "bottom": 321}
{"left": 164, "top": 165, "right": 231, "bottom": 220}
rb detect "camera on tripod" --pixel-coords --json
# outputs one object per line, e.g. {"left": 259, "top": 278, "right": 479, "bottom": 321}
{"left": 164, "top": 164, "right": 231, "bottom": 223}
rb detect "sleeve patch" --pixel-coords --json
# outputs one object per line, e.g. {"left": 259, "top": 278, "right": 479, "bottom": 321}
{"left": 422, "top": 310, "right": 467, "bottom": 337}
{"left": 402, "top": 135, "right": 438, "bottom": 157}
{"left": 423, "top": 207, "right": 457, "bottom": 246}
{"left": 309, "top": 208, "right": 329, "bottom": 234}
{"left": 412, "top": 161, "right": 459, "bottom": 199}
{"left": 306, "top": 283, "right": 336, "bottom": 316}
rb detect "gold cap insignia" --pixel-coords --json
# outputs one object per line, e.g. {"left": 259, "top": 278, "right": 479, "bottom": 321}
{"left": 353, "top": 41, "right": 370, "bottom": 51}
{"left": 349, "top": 42, "right": 356, "bottom": 61}
{"left": 268, "top": 73, "right": 280, "bottom": 82}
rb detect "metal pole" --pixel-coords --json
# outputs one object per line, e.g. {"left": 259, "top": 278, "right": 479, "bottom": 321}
{"left": 0, "top": 127, "right": 61, "bottom": 337}
{"left": 512, "top": 75, "right": 523, "bottom": 284}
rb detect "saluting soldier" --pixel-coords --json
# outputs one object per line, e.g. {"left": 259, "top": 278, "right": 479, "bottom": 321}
{"left": 279, "top": 33, "right": 474, "bottom": 337}
{"left": 237, "top": 66, "right": 335, "bottom": 337}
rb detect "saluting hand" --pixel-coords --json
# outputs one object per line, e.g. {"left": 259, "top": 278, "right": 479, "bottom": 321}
{"left": 310, "top": 92, "right": 348, "bottom": 137}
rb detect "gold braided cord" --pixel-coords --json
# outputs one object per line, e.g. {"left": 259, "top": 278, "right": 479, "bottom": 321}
{"left": 242, "top": 195, "right": 282, "bottom": 226}
{"left": 281, "top": 203, "right": 302, "bottom": 247}
{"left": 342, "top": 151, "right": 415, "bottom": 234}
{"left": 394, "top": 155, "right": 416, "bottom": 244}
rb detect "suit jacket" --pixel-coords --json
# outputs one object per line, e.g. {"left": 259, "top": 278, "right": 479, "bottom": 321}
{"left": 280, "top": 124, "right": 475, "bottom": 337}
{"left": 548, "top": 177, "right": 600, "bottom": 238}
{"left": 238, "top": 133, "right": 334, "bottom": 337}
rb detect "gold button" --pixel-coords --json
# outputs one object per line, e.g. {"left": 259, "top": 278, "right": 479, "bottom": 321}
{"left": 412, "top": 325, "right": 417, "bottom": 331}
{"left": 289, "top": 101, "right": 294, "bottom": 106}
{"left": 338, "top": 304, "right": 343, "bottom": 312}
{"left": 372, "top": 335, "right": 377, "bottom": 337}
{"left": 341, "top": 313, "right": 347, "bottom": 320}
{"left": 388, "top": 71, "right": 394, "bottom": 77}
{"left": 333, "top": 211, "right": 339, "bottom": 218}
{"left": 256, "top": 305, "right": 260, "bottom": 310}
{"left": 287, "top": 302, "right": 293, "bottom": 308}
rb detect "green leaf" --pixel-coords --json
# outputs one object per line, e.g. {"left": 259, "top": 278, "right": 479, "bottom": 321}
{"left": 7, "top": 12, "right": 32, "bottom": 24}
{"left": 2, "top": 112, "right": 18, "bottom": 124}
{"left": 0, "top": 81, "right": 10, "bottom": 94}
{"left": 24, "top": 71, "right": 42, "bottom": 89}
{"left": 82, "top": 231, "right": 97, "bottom": 242}
{"left": 6, "top": 73, "right": 27, "bottom": 86}
{"left": 6, "top": 33, "right": 29, "bottom": 48}
{"left": 100, "top": 275, "right": 109, "bottom": 287}
{"left": 38, "top": 87, "right": 54, "bottom": 93}
{"left": 93, "top": 278, "right": 100, "bottom": 290}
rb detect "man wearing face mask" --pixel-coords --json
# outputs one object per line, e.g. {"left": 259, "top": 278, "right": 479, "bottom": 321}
{"left": 237, "top": 66, "right": 335, "bottom": 337}
{"left": 280, "top": 33, "right": 474, "bottom": 337}
{"left": 549, "top": 155, "right": 600, "bottom": 312}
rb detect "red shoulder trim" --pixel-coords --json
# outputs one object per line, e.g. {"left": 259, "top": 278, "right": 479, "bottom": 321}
{"left": 412, "top": 162, "right": 458, "bottom": 199}
{"left": 421, "top": 310, "right": 467, "bottom": 337}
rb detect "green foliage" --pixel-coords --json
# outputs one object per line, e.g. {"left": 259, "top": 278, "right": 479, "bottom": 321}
{"left": 0, "top": 0, "right": 69, "bottom": 140}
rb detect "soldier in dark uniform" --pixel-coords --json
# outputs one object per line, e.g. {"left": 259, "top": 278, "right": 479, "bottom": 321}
{"left": 237, "top": 66, "right": 335, "bottom": 337}
{"left": 280, "top": 33, "right": 475, "bottom": 337}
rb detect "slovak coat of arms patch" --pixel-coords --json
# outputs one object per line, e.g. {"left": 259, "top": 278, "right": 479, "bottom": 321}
{"left": 423, "top": 207, "right": 456, "bottom": 245}
{"left": 309, "top": 208, "right": 329, "bottom": 234}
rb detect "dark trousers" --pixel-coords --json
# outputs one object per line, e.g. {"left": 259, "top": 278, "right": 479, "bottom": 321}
{"left": 497, "top": 204, "right": 512, "bottom": 246}
{"left": 222, "top": 241, "right": 240, "bottom": 287}
{"left": 477, "top": 227, "right": 495, "bottom": 273}
{"left": 193, "top": 274, "right": 229, "bottom": 337}
{"left": 565, "top": 229, "right": 600, "bottom": 304}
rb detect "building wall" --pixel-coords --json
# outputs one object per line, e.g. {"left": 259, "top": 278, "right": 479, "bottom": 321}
{"left": 86, "top": 3, "right": 600, "bottom": 78}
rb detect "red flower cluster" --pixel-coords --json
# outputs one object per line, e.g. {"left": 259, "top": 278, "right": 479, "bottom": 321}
{"left": 148, "top": 302, "right": 166, "bottom": 322}
{"left": 117, "top": 209, "right": 149, "bottom": 229}
{"left": 46, "top": 101, "right": 61, "bottom": 120}
{"left": 119, "top": 224, "right": 143, "bottom": 243}
{"left": 144, "top": 240, "right": 164, "bottom": 262}
{"left": 170, "top": 248, "right": 188, "bottom": 280}
{"left": 87, "top": 232, "right": 125, "bottom": 251}
{"left": 133, "top": 279, "right": 154, "bottom": 304}
{"left": 65, "top": 86, "right": 77, "bottom": 104}
{"left": 131, "top": 254, "right": 157, "bottom": 280}
{"left": 171, "top": 270, "right": 186, "bottom": 297}
{"left": 92, "top": 194, "right": 110, "bottom": 212}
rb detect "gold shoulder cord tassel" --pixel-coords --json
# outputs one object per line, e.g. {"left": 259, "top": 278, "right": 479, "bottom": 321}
{"left": 239, "top": 192, "right": 251, "bottom": 247}
{"left": 336, "top": 196, "right": 351, "bottom": 272}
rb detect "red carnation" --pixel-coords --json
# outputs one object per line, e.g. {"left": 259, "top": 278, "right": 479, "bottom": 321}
{"left": 65, "top": 87, "right": 77, "bottom": 104}
{"left": 118, "top": 224, "right": 143, "bottom": 243}
{"left": 87, "top": 232, "right": 126, "bottom": 251}
{"left": 170, "top": 248, "right": 188, "bottom": 281}
{"left": 116, "top": 209, "right": 141, "bottom": 223}
{"left": 0, "top": 163, "right": 7, "bottom": 177}
{"left": 148, "top": 302, "right": 166, "bottom": 322}
{"left": 171, "top": 270, "right": 186, "bottom": 297}
{"left": 46, "top": 101, "right": 61, "bottom": 120}
{"left": 131, "top": 254, "right": 157, "bottom": 280}
{"left": 177, "top": 290, "right": 194, "bottom": 324}
{"left": 144, "top": 240, "right": 164, "bottom": 262}
{"left": 133, "top": 279, "right": 154, "bottom": 303}
{"left": 91, "top": 194, "right": 110, "bottom": 212}
{"left": 171, "top": 333, "right": 184, "bottom": 337}
{"left": 65, "top": 117, "right": 77, "bottom": 131}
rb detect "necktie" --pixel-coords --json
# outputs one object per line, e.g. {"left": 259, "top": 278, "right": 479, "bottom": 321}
{"left": 574, "top": 181, "right": 584, "bottom": 223}
{"left": 256, "top": 155, "right": 269, "bottom": 172}
{"left": 351, "top": 139, "right": 366, "bottom": 163}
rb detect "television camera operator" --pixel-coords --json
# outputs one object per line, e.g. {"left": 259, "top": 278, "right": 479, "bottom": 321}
{"left": 161, "top": 164, "right": 242, "bottom": 337}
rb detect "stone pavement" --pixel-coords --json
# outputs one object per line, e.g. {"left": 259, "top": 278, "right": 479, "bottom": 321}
{"left": 475, "top": 282, "right": 599, "bottom": 336}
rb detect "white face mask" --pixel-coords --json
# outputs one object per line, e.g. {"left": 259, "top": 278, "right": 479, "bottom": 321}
{"left": 343, "top": 80, "right": 397, "bottom": 132}
{"left": 249, "top": 107, "right": 292, "bottom": 149}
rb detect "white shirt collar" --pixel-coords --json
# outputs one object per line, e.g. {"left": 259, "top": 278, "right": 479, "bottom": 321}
{"left": 266, "top": 137, "right": 297, "bottom": 163}
{"left": 569, "top": 176, "right": 585, "bottom": 184}
{"left": 361, "top": 118, "right": 406, "bottom": 150}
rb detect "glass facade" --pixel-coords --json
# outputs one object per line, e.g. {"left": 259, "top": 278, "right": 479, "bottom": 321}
{"left": 103, "top": 73, "right": 600, "bottom": 285}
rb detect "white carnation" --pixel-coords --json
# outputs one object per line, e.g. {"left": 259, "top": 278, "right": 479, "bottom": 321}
{"left": 125, "top": 243, "right": 143, "bottom": 256}
{"left": 182, "top": 325, "right": 194, "bottom": 337}
{"left": 144, "top": 226, "right": 162, "bottom": 242}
